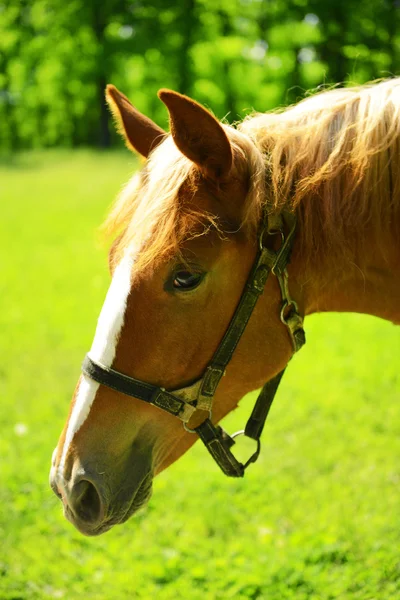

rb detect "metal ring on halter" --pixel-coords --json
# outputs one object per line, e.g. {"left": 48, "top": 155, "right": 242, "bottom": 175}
{"left": 260, "top": 227, "right": 284, "bottom": 251}
{"left": 258, "top": 225, "right": 268, "bottom": 250}
{"left": 266, "top": 228, "right": 285, "bottom": 253}
{"left": 231, "top": 429, "right": 262, "bottom": 469}
{"left": 183, "top": 410, "right": 213, "bottom": 434}
{"left": 231, "top": 429, "right": 245, "bottom": 439}
{"left": 280, "top": 300, "right": 300, "bottom": 324}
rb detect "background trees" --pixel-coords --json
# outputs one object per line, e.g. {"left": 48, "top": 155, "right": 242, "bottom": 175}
{"left": 0, "top": 0, "right": 399, "bottom": 151}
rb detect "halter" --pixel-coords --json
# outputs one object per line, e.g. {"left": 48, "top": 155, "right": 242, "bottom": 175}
{"left": 82, "top": 209, "right": 305, "bottom": 477}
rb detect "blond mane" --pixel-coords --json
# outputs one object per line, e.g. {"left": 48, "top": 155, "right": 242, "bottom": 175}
{"left": 241, "top": 78, "right": 400, "bottom": 273}
{"left": 105, "top": 79, "right": 400, "bottom": 278}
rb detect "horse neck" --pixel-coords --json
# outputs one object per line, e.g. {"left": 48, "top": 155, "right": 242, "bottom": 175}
{"left": 289, "top": 194, "right": 400, "bottom": 326}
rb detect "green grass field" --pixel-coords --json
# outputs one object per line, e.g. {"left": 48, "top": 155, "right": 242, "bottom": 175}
{"left": 1, "top": 151, "right": 400, "bottom": 600}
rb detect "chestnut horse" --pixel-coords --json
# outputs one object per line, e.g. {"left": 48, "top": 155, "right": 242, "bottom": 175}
{"left": 51, "top": 79, "right": 400, "bottom": 535}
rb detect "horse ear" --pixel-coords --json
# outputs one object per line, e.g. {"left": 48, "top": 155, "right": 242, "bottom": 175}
{"left": 158, "top": 89, "right": 233, "bottom": 181}
{"left": 106, "top": 85, "right": 166, "bottom": 157}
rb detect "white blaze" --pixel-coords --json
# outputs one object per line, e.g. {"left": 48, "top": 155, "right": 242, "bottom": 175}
{"left": 59, "top": 252, "right": 134, "bottom": 471}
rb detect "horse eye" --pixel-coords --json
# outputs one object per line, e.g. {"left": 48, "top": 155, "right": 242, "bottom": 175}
{"left": 173, "top": 270, "right": 203, "bottom": 290}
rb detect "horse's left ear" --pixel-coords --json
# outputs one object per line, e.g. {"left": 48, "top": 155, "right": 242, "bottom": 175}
{"left": 158, "top": 89, "right": 233, "bottom": 181}
{"left": 106, "top": 85, "right": 166, "bottom": 157}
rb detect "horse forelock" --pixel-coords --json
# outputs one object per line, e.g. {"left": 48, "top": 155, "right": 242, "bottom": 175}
{"left": 102, "top": 129, "right": 266, "bottom": 275}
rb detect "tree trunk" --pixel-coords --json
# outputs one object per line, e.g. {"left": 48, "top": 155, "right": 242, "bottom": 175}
{"left": 387, "top": 0, "right": 399, "bottom": 75}
{"left": 92, "top": 4, "right": 110, "bottom": 147}
{"left": 219, "top": 10, "right": 236, "bottom": 121}
{"left": 178, "top": 0, "right": 196, "bottom": 95}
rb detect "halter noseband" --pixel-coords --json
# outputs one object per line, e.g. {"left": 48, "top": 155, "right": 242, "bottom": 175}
{"left": 82, "top": 209, "right": 305, "bottom": 477}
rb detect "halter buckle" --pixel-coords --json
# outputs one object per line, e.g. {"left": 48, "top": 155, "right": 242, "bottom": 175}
{"left": 183, "top": 410, "right": 213, "bottom": 434}
{"left": 280, "top": 301, "right": 305, "bottom": 352}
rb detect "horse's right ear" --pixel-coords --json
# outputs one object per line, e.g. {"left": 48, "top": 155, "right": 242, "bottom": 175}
{"left": 106, "top": 85, "right": 166, "bottom": 157}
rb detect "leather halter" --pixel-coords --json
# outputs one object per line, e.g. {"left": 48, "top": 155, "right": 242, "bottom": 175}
{"left": 82, "top": 209, "right": 306, "bottom": 477}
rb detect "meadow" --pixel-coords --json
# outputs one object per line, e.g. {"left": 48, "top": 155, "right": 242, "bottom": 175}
{"left": 1, "top": 150, "right": 400, "bottom": 600}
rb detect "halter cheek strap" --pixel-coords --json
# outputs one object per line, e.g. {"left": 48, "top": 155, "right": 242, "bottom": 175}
{"left": 82, "top": 210, "right": 305, "bottom": 477}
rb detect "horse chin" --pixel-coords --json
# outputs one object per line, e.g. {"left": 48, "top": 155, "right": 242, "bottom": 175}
{"left": 118, "top": 472, "right": 154, "bottom": 524}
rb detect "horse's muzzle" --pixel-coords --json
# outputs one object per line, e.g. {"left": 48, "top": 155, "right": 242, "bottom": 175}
{"left": 50, "top": 458, "right": 153, "bottom": 535}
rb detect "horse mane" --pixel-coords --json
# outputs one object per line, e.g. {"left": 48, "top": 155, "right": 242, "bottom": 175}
{"left": 105, "top": 78, "right": 400, "bottom": 279}
{"left": 240, "top": 78, "right": 400, "bottom": 275}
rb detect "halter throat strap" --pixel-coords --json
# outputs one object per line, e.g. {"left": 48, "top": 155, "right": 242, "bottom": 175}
{"left": 82, "top": 210, "right": 305, "bottom": 478}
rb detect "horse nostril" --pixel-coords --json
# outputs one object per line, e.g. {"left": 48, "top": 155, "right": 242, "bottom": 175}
{"left": 70, "top": 479, "right": 103, "bottom": 524}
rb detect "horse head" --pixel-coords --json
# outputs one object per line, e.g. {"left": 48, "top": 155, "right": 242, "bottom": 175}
{"left": 49, "top": 86, "right": 297, "bottom": 535}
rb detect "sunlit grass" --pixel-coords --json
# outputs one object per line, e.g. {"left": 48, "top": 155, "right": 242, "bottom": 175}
{"left": 1, "top": 151, "right": 400, "bottom": 599}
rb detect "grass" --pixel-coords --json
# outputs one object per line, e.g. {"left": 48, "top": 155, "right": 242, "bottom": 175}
{"left": 1, "top": 150, "right": 400, "bottom": 600}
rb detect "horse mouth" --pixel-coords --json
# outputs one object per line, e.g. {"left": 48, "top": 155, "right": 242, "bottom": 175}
{"left": 117, "top": 472, "right": 154, "bottom": 523}
{"left": 63, "top": 472, "right": 154, "bottom": 536}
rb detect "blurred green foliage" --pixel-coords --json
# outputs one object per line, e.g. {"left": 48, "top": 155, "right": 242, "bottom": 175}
{"left": 0, "top": 0, "right": 399, "bottom": 151}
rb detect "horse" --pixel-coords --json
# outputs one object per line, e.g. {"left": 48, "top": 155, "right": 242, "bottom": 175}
{"left": 50, "top": 78, "right": 400, "bottom": 536}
